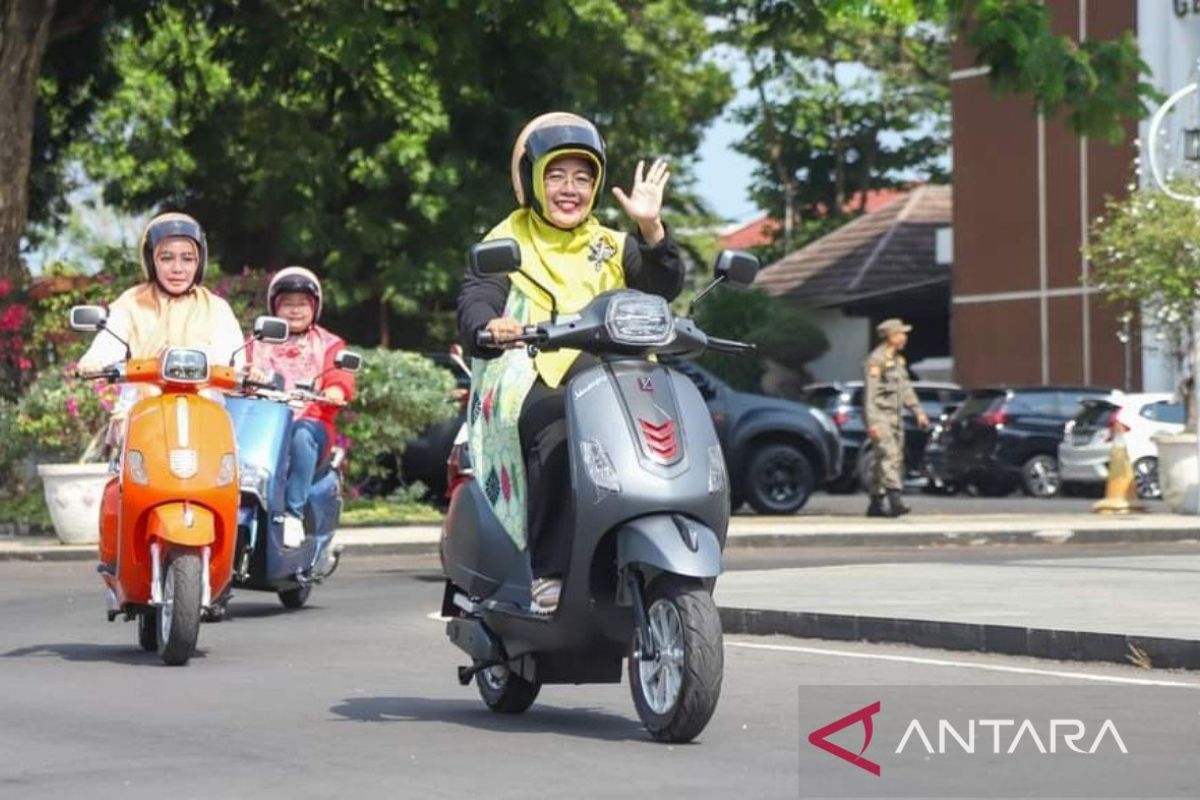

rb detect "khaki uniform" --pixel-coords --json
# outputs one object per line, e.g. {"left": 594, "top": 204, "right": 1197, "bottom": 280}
{"left": 863, "top": 344, "right": 922, "bottom": 495}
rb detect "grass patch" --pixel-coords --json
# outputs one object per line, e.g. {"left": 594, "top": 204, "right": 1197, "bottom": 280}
{"left": 341, "top": 496, "right": 443, "bottom": 526}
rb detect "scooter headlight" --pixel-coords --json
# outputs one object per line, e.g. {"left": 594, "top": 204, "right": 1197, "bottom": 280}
{"left": 239, "top": 463, "right": 271, "bottom": 505}
{"left": 707, "top": 445, "right": 726, "bottom": 495}
{"left": 217, "top": 453, "right": 237, "bottom": 487}
{"left": 580, "top": 439, "right": 621, "bottom": 501}
{"left": 127, "top": 450, "right": 149, "bottom": 485}
{"left": 605, "top": 292, "right": 674, "bottom": 346}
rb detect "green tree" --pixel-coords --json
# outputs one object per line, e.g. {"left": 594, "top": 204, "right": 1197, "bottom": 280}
{"left": 72, "top": 0, "right": 732, "bottom": 346}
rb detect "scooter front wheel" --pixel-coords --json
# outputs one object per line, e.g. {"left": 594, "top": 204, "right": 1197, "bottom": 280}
{"left": 158, "top": 549, "right": 203, "bottom": 666}
{"left": 628, "top": 575, "right": 724, "bottom": 743}
{"left": 476, "top": 664, "right": 541, "bottom": 713}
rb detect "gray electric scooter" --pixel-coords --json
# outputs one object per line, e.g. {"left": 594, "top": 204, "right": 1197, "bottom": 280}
{"left": 441, "top": 238, "right": 759, "bottom": 743}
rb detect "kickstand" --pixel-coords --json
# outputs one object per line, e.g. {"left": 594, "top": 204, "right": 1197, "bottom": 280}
{"left": 457, "top": 661, "right": 501, "bottom": 686}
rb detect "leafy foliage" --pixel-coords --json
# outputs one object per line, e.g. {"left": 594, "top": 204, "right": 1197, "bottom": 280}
{"left": 339, "top": 347, "right": 457, "bottom": 488}
{"left": 13, "top": 367, "right": 115, "bottom": 464}
{"left": 1087, "top": 187, "right": 1200, "bottom": 426}
{"left": 694, "top": 287, "right": 828, "bottom": 391}
{"left": 72, "top": 0, "right": 733, "bottom": 347}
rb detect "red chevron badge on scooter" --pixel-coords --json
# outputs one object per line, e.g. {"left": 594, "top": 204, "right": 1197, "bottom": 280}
{"left": 807, "top": 701, "right": 882, "bottom": 776}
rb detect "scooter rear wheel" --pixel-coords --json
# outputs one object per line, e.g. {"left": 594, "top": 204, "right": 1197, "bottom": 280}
{"left": 628, "top": 575, "right": 723, "bottom": 743}
{"left": 278, "top": 584, "right": 312, "bottom": 609}
{"left": 476, "top": 664, "right": 541, "bottom": 713}
{"left": 158, "top": 550, "right": 203, "bottom": 666}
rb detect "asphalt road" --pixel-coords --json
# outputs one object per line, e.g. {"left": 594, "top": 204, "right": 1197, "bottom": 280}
{"left": 2, "top": 554, "right": 1197, "bottom": 800}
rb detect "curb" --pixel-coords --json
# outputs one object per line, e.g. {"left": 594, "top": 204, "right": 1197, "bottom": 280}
{"left": 4, "top": 524, "right": 1200, "bottom": 563}
{"left": 719, "top": 606, "right": 1200, "bottom": 671}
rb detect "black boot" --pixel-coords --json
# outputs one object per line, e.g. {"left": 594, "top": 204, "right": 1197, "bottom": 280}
{"left": 887, "top": 490, "right": 911, "bottom": 517}
{"left": 866, "top": 495, "right": 888, "bottom": 517}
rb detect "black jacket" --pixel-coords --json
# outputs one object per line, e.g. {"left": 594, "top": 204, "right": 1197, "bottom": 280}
{"left": 457, "top": 226, "right": 685, "bottom": 359}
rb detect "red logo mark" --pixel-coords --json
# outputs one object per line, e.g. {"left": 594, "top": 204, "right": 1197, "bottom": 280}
{"left": 808, "top": 701, "right": 882, "bottom": 776}
{"left": 638, "top": 418, "right": 679, "bottom": 461}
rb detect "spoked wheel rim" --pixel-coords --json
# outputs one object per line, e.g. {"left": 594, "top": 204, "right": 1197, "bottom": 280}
{"left": 1134, "top": 458, "right": 1161, "bottom": 499}
{"left": 1025, "top": 456, "right": 1060, "bottom": 497}
{"left": 159, "top": 562, "right": 175, "bottom": 644}
{"left": 637, "top": 599, "right": 685, "bottom": 716}
{"left": 760, "top": 456, "right": 802, "bottom": 504}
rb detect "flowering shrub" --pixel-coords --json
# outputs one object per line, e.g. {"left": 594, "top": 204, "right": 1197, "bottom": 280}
{"left": 0, "top": 277, "right": 34, "bottom": 402}
{"left": 339, "top": 348, "right": 457, "bottom": 488}
{"left": 14, "top": 367, "right": 115, "bottom": 463}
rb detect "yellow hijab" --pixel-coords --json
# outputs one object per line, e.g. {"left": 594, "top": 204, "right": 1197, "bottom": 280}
{"left": 485, "top": 149, "right": 626, "bottom": 387}
{"left": 112, "top": 283, "right": 233, "bottom": 359}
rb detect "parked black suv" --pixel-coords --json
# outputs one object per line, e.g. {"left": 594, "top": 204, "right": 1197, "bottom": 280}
{"left": 928, "top": 386, "right": 1113, "bottom": 498}
{"left": 663, "top": 357, "right": 842, "bottom": 514}
{"left": 800, "top": 381, "right": 965, "bottom": 493}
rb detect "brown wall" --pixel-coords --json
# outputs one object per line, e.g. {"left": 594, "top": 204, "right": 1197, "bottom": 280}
{"left": 950, "top": 0, "right": 1139, "bottom": 390}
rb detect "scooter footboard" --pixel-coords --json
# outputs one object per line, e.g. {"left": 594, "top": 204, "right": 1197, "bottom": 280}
{"left": 615, "top": 514, "right": 722, "bottom": 578}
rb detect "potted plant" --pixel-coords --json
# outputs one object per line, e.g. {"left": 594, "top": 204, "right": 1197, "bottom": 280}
{"left": 1088, "top": 186, "right": 1200, "bottom": 513}
{"left": 16, "top": 367, "right": 117, "bottom": 544}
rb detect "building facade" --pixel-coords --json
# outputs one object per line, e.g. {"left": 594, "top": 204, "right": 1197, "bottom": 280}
{"left": 951, "top": 0, "right": 1200, "bottom": 391}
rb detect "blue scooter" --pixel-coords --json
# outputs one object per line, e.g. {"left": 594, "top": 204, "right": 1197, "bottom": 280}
{"left": 225, "top": 332, "right": 362, "bottom": 610}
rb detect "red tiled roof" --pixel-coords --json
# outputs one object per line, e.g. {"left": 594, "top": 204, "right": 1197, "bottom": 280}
{"left": 754, "top": 185, "right": 951, "bottom": 307}
{"left": 718, "top": 217, "right": 779, "bottom": 250}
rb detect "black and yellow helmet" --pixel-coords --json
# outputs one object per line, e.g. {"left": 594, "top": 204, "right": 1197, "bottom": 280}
{"left": 510, "top": 112, "right": 606, "bottom": 220}
{"left": 139, "top": 212, "right": 208, "bottom": 288}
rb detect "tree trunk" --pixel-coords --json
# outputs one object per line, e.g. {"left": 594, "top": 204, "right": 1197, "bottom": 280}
{"left": 0, "top": 0, "right": 58, "bottom": 281}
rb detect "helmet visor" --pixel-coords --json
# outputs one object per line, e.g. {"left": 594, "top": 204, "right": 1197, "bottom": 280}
{"left": 147, "top": 218, "right": 204, "bottom": 250}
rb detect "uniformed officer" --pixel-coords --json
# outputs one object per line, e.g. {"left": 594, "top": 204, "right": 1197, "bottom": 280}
{"left": 864, "top": 318, "right": 929, "bottom": 517}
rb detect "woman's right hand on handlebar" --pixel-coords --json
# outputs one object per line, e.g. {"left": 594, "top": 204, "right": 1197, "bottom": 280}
{"left": 482, "top": 317, "right": 526, "bottom": 349}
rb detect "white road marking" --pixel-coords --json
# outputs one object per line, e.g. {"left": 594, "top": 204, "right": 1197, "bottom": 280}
{"left": 726, "top": 640, "right": 1200, "bottom": 688}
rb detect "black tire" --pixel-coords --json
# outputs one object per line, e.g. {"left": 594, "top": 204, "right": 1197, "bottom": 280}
{"left": 475, "top": 664, "right": 541, "bottom": 713}
{"left": 744, "top": 443, "right": 816, "bottom": 515}
{"left": 278, "top": 584, "right": 312, "bottom": 609}
{"left": 1134, "top": 457, "right": 1162, "bottom": 500}
{"left": 1020, "top": 454, "right": 1061, "bottom": 498}
{"left": 158, "top": 550, "right": 202, "bottom": 667}
{"left": 628, "top": 575, "right": 723, "bottom": 743}
{"left": 137, "top": 609, "right": 158, "bottom": 652}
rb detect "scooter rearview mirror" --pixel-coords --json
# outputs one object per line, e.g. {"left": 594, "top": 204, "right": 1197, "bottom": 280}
{"left": 254, "top": 316, "right": 290, "bottom": 344}
{"left": 69, "top": 305, "right": 108, "bottom": 333}
{"left": 333, "top": 351, "right": 362, "bottom": 373}
{"left": 713, "top": 249, "right": 760, "bottom": 288}
{"left": 470, "top": 238, "right": 522, "bottom": 276}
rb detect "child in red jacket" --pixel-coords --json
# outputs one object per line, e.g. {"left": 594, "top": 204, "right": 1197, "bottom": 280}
{"left": 249, "top": 267, "right": 356, "bottom": 548}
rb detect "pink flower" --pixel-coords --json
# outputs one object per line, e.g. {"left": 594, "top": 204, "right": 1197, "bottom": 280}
{"left": 0, "top": 278, "right": 10, "bottom": 297}
{"left": 65, "top": 397, "right": 79, "bottom": 418}
{"left": 17, "top": 357, "right": 32, "bottom": 370}
{"left": 0, "top": 304, "right": 28, "bottom": 331}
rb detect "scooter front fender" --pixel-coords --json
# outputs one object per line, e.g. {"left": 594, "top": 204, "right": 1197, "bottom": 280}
{"left": 147, "top": 502, "right": 216, "bottom": 547}
{"left": 615, "top": 514, "right": 723, "bottom": 579}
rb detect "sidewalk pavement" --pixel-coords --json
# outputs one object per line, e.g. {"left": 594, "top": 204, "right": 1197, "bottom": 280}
{"left": 718, "top": 553, "right": 1200, "bottom": 670}
{"left": 5, "top": 513, "right": 1200, "bottom": 669}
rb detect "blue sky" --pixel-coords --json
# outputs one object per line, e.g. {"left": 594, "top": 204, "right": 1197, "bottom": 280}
{"left": 693, "top": 46, "right": 761, "bottom": 223}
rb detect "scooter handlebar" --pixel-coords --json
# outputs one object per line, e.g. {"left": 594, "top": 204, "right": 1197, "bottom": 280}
{"left": 705, "top": 336, "right": 756, "bottom": 355}
{"left": 475, "top": 325, "right": 543, "bottom": 349}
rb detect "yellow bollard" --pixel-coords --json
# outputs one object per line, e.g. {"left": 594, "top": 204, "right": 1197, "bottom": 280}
{"left": 1093, "top": 422, "right": 1145, "bottom": 514}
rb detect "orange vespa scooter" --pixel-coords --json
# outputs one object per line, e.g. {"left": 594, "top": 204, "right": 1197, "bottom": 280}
{"left": 71, "top": 305, "right": 249, "bottom": 666}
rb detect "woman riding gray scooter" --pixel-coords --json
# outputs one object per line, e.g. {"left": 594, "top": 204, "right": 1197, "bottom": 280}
{"left": 457, "top": 112, "right": 683, "bottom": 614}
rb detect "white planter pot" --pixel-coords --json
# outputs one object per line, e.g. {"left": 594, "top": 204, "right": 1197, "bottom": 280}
{"left": 36, "top": 463, "right": 113, "bottom": 545}
{"left": 1154, "top": 433, "right": 1200, "bottom": 514}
